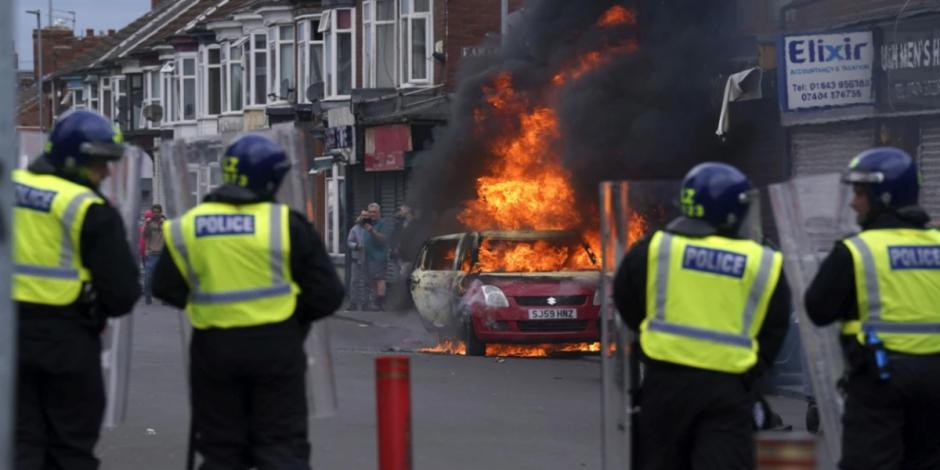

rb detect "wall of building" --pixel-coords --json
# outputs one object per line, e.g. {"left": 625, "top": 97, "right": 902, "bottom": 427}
{"left": 785, "top": 0, "right": 934, "bottom": 31}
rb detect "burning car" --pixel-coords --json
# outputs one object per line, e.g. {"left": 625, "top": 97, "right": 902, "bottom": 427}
{"left": 410, "top": 230, "right": 601, "bottom": 356}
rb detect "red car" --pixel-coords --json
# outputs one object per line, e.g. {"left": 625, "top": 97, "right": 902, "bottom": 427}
{"left": 409, "top": 231, "right": 601, "bottom": 356}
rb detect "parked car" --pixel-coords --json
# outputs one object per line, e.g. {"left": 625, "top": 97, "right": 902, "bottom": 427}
{"left": 409, "top": 231, "right": 601, "bottom": 356}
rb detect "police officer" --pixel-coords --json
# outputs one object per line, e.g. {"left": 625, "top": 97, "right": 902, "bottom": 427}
{"left": 13, "top": 110, "right": 141, "bottom": 469}
{"left": 805, "top": 148, "right": 940, "bottom": 470}
{"left": 152, "top": 134, "right": 344, "bottom": 469}
{"left": 614, "top": 163, "right": 790, "bottom": 470}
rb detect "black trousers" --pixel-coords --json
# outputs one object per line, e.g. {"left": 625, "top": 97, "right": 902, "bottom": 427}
{"left": 840, "top": 353, "right": 940, "bottom": 470}
{"left": 191, "top": 321, "right": 311, "bottom": 470}
{"left": 635, "top": 364, "right": 755, "bottom": 470}
{"left": 16, "top": 317, "right": 105, "bottom": 470}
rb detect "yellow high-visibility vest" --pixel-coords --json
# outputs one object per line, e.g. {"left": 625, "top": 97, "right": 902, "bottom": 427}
{"left": 163, "top": 201, "right": 299, "bottom": 329}
{"left": 842, "top": 228, "right": 940, "bottom": 354}
{"left": 13, "top": 170, "right": 103, "bottom": 306}
{"left": 641, "top": 231, "right": 783, "bottom": 374}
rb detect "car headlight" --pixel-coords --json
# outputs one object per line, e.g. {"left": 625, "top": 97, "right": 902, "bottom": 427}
{"left": 482, "top": 285, "right": 509, "bottom": 308}
{"left": 593, "top": 289, "right": 602, "bottom": 306}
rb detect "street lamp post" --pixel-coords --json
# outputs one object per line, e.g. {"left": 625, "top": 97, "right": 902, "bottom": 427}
{"left": 26, "top": 10, "right": 43, "bottom": 138}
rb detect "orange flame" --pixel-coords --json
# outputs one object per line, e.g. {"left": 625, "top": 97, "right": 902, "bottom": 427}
{"left": 597, "top": 5, "right": 637, "bottom": 28}
{"left": 459, "top": 7, "right": 639, "bottom": 274}
{"left": 419, "top": 340, "right": 601, "bottom": 357}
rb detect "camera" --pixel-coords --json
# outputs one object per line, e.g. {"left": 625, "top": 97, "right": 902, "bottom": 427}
{"left": 359, "top": 217, "right": 374, "bottom": 226}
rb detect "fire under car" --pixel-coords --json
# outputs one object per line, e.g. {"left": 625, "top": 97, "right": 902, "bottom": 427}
{"left": 409, "top": 231, "right": 601, "bottom": 356}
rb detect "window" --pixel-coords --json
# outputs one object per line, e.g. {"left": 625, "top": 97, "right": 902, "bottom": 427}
{"left": 322, "top": 8, "right": 356, "bottom": 98}
{"left": 363, "top": 0, "right": 397, "bottom": 88}
{"left": 144, "top": 70, "right": 161, "bottom": 128}
{"left": 180, "top": 55, "right": 197, "bottom": 121}
{"left": 276, "top": 25, "right": 295, "bottom": 101}
{"left": 227, "top": 40, "right": 245, "bottom": 112}
{"left": 161, "top": 61, "right": 176, "bottom": 123}
{"left": 112, "top": 76, "right": 127, "bottom": 127}
{"left": 400, "top": 0, "right": 432, "bottom": 85}
{"left": 101, "top": 77, "right": 113, "bottom": 119}
{"left": 87, "top": 82, "right": 99, "bottom": 111}
{"left": 128, "top": 74, "right": 144, "bottom": 130}
{"left": 249, "top": 32, "right": 268, "bottom": 106}
{"left": 299, "top": 17, "right": 325, "bottom": 102}
{"left": 71, "top": 88, "right": 85, "bottom": 110}
{"left": 204, "top": 46, "right": 223, "bottom": 116}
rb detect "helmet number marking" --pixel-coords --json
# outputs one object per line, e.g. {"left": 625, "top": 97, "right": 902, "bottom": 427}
{"left": 222, "top": 156, "right": 248, "bottom": 187}
{"left": 680, "top": 188, "right": 704, "bottom": 218}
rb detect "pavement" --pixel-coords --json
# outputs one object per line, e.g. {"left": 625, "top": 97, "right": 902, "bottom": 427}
{"left": 97, "top": 303, "right": 811, "bottom": 469}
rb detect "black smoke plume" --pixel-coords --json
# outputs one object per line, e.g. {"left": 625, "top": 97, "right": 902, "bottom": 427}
{"left": 408, "top": 0, "right": 739, "bottom": 231}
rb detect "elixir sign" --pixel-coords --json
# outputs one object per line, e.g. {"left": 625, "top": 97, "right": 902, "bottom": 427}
{"left": 780, "top": 31, "right": 875, "bottom": 110}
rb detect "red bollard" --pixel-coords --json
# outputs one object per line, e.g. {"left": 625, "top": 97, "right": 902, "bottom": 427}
{"left": 376, "top": 356, "right": 412, "bottom": 470}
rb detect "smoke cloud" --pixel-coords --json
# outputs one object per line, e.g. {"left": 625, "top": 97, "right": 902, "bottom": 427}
{"left": 408, "top": 0, "right": 738, "bottom": 231}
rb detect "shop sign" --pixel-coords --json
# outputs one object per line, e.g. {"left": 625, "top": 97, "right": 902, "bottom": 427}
{"left": 880, "top": 18, "right": 940, "bottom": 110}
{"left": 779, "top": 31, "right": 875, "bottom": 110}
{"left": 365, "top": 125, "right": 412, "bottom": 172}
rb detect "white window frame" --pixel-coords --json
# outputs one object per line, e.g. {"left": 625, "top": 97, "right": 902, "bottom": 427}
{"left": 363, "top": 0, "right": 398, "bottom": 88}
{"left": 112, "top": 75, "right": 126, "bottom": 126}
{"left": 248, "top": 31, "right": 269, "bottom": 107}
{"left": 299, "top": 16, "right": 325, "bottom": 103}
{"left": 400, "top": 0, "right": 433, "bottom": 87}
{"left": 100, "top": 77, "right": 113, "bottom": 119}
{"left": 268, "top": 24, "right": 296, "bottom": 103}
{"left": 226, "top": 39, "right": 246, "bottom": 113}
{"left": 201, "top": 45, "right": 224, "bottom": 117}
{"left": 160, "top": 61, "right": 176, "bottom": 124}
{"left": 86, "top": 81, "right": 99, "bottom": 111}
{"left": 143, "top": 68, "right": 161, "bottom": 129}
{"left": 178, "top": 54, "right": 197, "bottom": 122}
{"left": 71, "top": 88, "right": 86, "bottom": 110}
{"left": 323, "top": 8, "right": 357, "bottom": 99}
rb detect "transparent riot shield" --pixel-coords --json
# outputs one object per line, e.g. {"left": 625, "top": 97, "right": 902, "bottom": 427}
{"left": 599, "top": 180, "right": 678, "bottom": 470}
{"left": 0, "top": 4, "right": 16, "bottom": 463}
{"left": 97, "top": 145, "right": 146, "bottom": 428}
{"left": 768, "top": 173, "right": 858, "bottom": 466}
{"left": 269, "top": 126, "right": 339, "bottom": 418}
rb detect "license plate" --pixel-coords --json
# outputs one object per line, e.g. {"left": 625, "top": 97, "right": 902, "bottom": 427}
{"left": 527, "top": 308, "right": 577, "bottom": 320}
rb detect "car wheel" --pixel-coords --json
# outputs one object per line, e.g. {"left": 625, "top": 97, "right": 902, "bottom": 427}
{"left": 464, "top": 319, "right": 486, "bottom": 357}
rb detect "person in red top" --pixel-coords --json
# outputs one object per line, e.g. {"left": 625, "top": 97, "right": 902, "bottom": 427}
{"left": 138, "top": 210, "right": 151, "bottom": 260}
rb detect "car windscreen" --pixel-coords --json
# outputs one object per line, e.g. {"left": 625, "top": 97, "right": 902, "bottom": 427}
{"left": 421, "top": 239, "right": 459, "bottom": 271}
{"left": 473, "top": 237, "right": 597, "bottom": 273}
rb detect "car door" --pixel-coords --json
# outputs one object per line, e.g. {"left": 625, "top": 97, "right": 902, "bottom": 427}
{"left": 410, "top": 235, "right": 465, "bottom": 329}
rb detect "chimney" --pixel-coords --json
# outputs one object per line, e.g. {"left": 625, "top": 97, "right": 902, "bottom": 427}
{"left": 107, "top": 29, "right": 116, "bottom": 36}
{"left": 86, "top": 28, "right": 95, "bottom": 37}
{"left": 152, "top": 0, "right": 165, "bottom": 9}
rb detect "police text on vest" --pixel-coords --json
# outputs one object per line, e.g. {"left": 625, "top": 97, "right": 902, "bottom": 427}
{"left": 195, "top": 215, "right": 256, "bottom": 237}
{"left": 888, "top": 245, "right": 940, "bottom": 270}
{"left": 682, "top": 246, "right": 747, "bottom": 278}
{"left": 14, "top": 184, "right": 57, "bottom": 212}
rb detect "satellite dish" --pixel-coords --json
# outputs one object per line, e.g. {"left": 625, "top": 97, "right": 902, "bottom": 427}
{"left": 142, "top": 104, "right": 164, "bottom": 123}
{"left": 306, "top": 82, "right": 324, "bottom": 103}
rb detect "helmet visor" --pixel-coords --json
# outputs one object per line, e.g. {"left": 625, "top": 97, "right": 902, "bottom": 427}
{"left": 842, "top": 170, "right": 884, "bottom": 184}
{"left": 80, "top": 141, "right": 126, "bottom": 161}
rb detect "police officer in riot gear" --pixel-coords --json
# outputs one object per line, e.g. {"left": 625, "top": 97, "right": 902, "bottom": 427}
{"left": 13, "top": 109, "right": 141, "bottom": 469}
{"left": 614, "top": 162, "right": 790, "bottom": 470}
{"left": 152, "top": 134, "right": 344, "bottom": 469}
{"left": 806, "top": 148, "right": 940, "bottom": 470}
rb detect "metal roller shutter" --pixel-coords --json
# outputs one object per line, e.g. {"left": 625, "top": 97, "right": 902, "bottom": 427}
{"left": 790, "top": 121, "right": 875, "bottom": 177}
{"left": 918, "top": 119, "right": 940, "bottom": 222}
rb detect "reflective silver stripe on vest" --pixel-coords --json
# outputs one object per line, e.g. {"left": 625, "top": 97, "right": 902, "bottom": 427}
{"left": 847, "top": 236, "right": 883, "bottom": 321}
{"left": 864, "top": 321, "right": 940, "bottom": 334}
{"left": 13, "top": 264, "right": 80, "bottom": 279}
{"left": 647, "top": 320, "right": 753, "bottom": 348}
{"left": 181, "top": 204, "right": 291, "bottom": 305}
{"left": 14, "top": 191, "right": 95, "bottom": 281}
{"left": 741, "top": 247, "right": 775, "bottom": 334}
{"left": 170, "top": 219, "right": 201, "bottom": 292}
{"left": 652, "top": 233, "right": 772, "bottom": 349}
{"left": 58, "top": 192, "right": 97, "bottom": 268}
{"left": 654, "top": 232, "right": 673, "bottom": 321}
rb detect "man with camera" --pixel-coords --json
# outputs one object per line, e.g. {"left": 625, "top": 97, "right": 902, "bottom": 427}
{"left": 362, "top": 202, "right": 390, "bottom": 311}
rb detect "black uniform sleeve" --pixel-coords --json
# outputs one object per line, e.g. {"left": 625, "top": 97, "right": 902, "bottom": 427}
{"left": 289, "top": 211, "right": 345, "bottom": 324}
{"left": 81, "top": 203, "right": 142, "bottom": 316}
{"left": 152, "top": 249, "right": 189, "bottom": 309}
{"left": 613, "top": 236, "right": 651, "bottom": 331}
{"left": 755, "top": 273, "right": 791, "bottom": 371}
{"left": 805, "top": 241, "right": 858, "bottom": 326}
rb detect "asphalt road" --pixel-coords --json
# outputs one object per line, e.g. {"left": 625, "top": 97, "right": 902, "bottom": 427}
{"left": 97, "top": 304, "right": 810, "bottom": 469}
